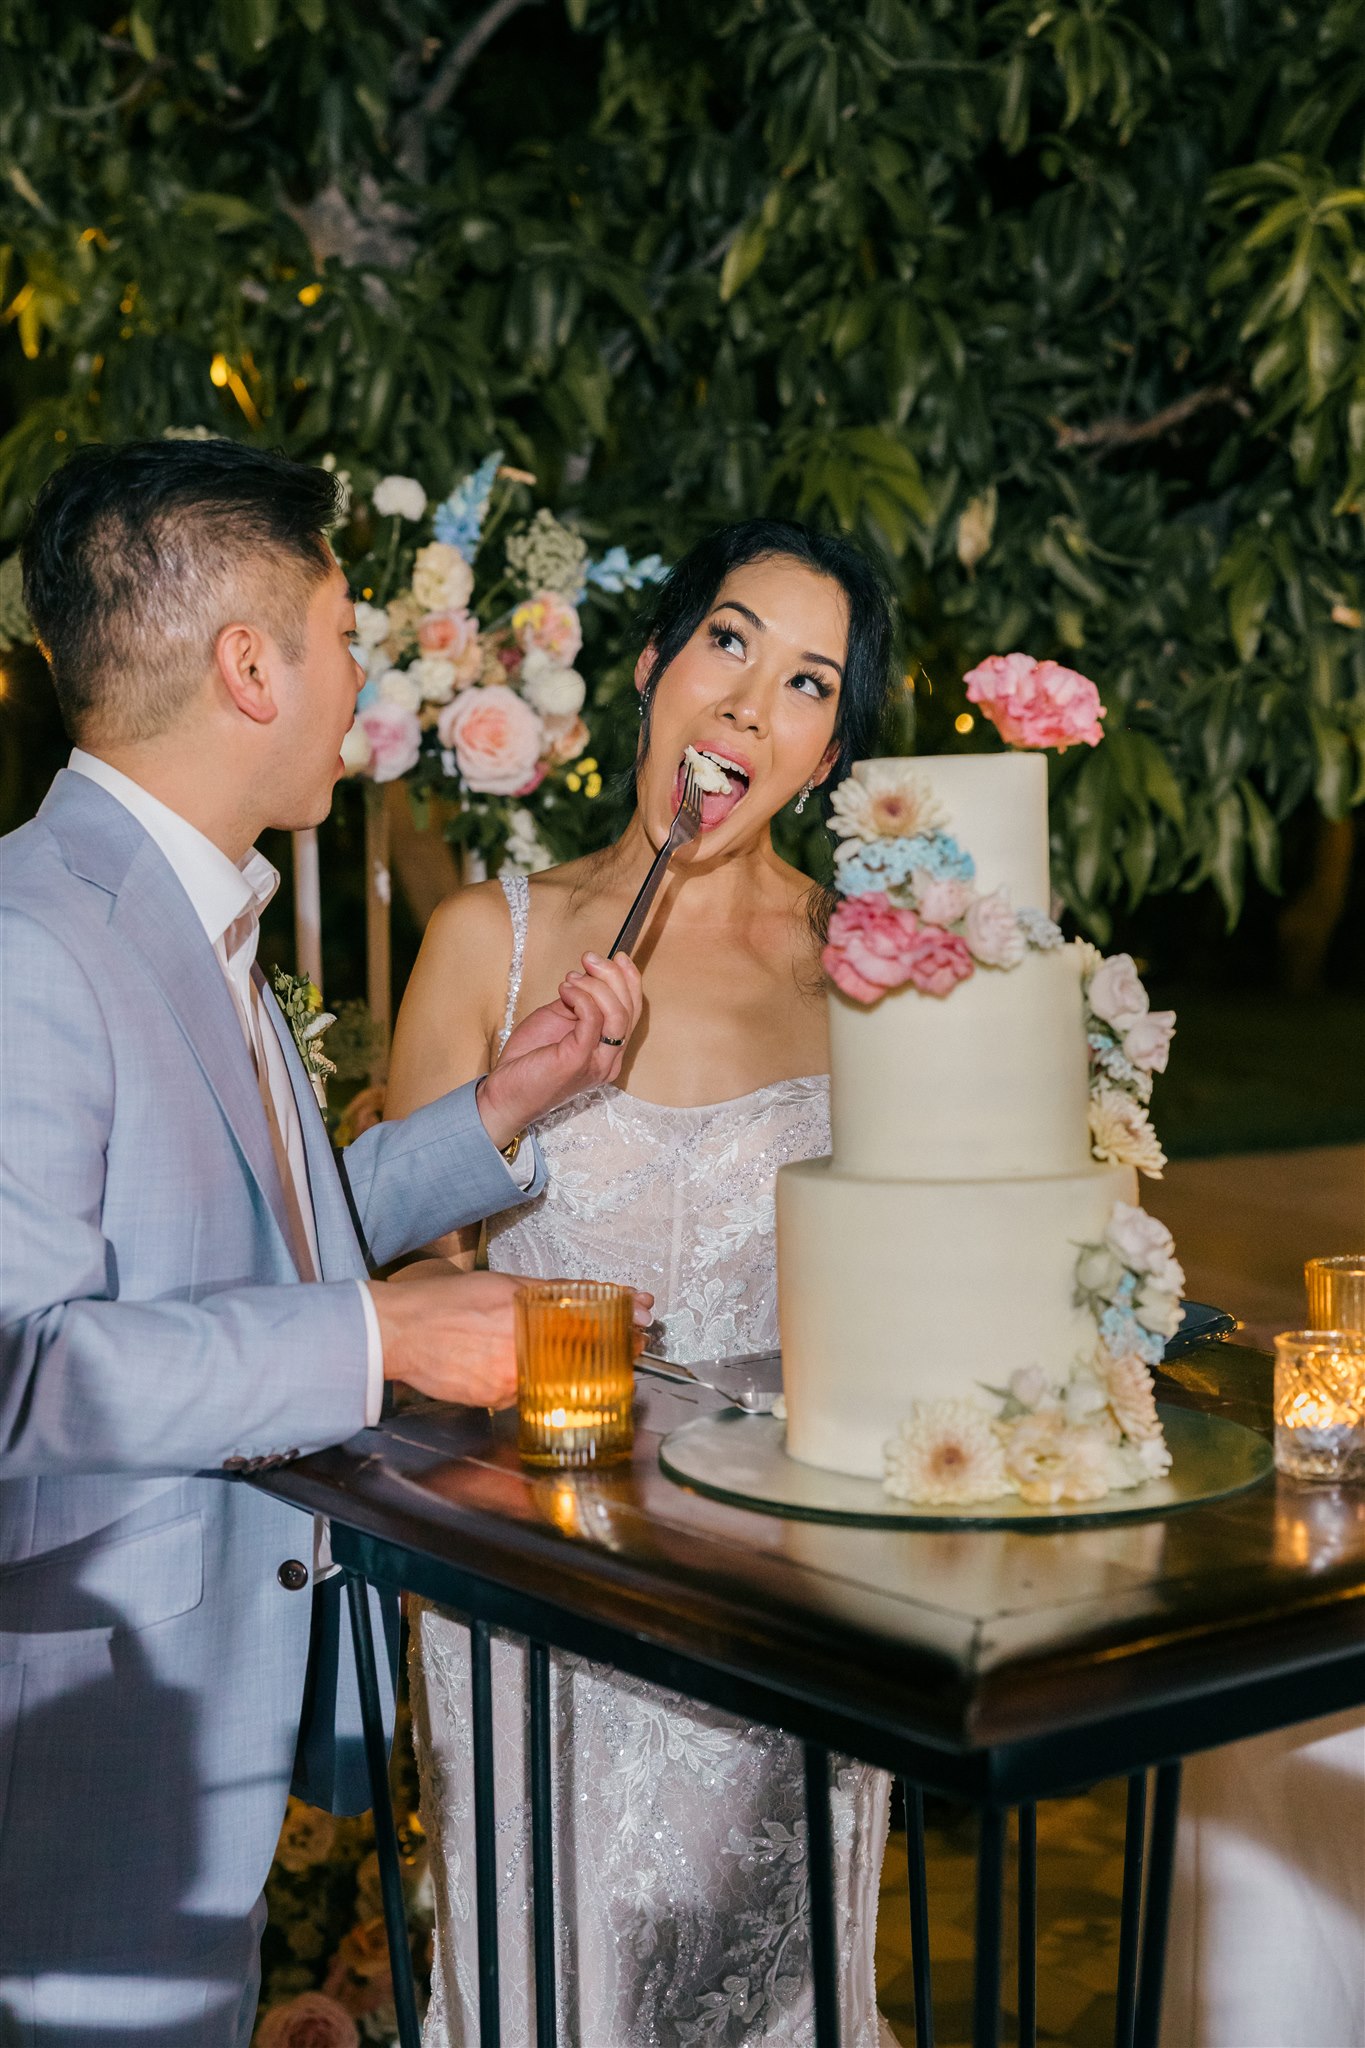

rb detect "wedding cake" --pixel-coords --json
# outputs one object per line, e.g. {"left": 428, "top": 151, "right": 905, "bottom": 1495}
{"left": 776, "top": 655, "right": 1184, "bottom": 1507}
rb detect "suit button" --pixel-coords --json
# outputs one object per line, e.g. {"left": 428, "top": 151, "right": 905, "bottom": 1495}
{"left": 277, "top": 1559, "right": 309, "bottom": 1592}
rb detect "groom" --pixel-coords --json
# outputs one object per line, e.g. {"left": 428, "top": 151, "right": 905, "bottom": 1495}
{"left": 0, "top": 439, "right": 641, "bottom": 2043}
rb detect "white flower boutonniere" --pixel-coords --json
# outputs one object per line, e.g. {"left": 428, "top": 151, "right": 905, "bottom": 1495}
{"left": 270, "top": 968, "right": 337, "bottom": 1109}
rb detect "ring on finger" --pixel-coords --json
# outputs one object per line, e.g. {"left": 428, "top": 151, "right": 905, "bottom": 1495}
{"left": 600, "top": 1034, "right": 625, "bottom": 1046}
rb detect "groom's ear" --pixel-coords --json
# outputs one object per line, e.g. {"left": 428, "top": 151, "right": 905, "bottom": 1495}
{"left": 214, "top": 622, "right": 280, "bottom": 727}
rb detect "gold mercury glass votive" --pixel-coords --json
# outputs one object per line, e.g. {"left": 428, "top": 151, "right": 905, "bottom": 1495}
{"left": 1305, "top": 1255, "right": 1365, "bottom": 1335}
{"left": 515, "top": 1279, "right": 635, "bottom": 1468}
{"left": 1272, "top": 1330, "right": 1365, "bottom": 1483}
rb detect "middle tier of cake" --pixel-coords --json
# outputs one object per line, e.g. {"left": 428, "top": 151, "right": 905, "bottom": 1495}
{"left": 777, "top": 1155, "right": 1138, "bottom": 1478}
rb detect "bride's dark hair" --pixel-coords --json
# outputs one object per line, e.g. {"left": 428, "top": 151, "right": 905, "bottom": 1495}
{"left": 636, "top": 518, "right": 898, "bottom": 807}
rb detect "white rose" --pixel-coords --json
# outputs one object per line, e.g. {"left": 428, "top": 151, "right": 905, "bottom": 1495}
{"left": 1123, "top": 1009, "right": 1176, "bottom": 1074}
{"left": 1075, "top": 1245, "right": 1124, "bottom": 1299}
{"left": 376, "top": 667, "right": 423, "bottom": 713}
{"left": 353, "top": 601, "right": 391, "bottom": 649}
{"left": 412, "top": 541, "right": 475, "bottom": 614}
{"left": 1104, "top": 1201, "right": 1178, "bottom": 1281}
{"left": 1063, "top": 1367, "right": 1111, "bottom": 1427}
{"left": 1136, "top": 1283, "right": 1185, "bottom": 1339}
{"left": 339, "top": 721, "right": 373, "bottom": 775}
{"left": 372, "top": 474, "right": 428, "bottom": 522}
{"left": 408, "top": 655, "right": 459, "bottom": 705}
{"left": 1087, "top": 952, "right": 1150, "bottom": 1031}
{"left": 520, "top": 650, "right": 587, "bottom": 719}
{"left": 1008, "top": 1365, "right": 1052, "bottom": 1410}
{"left": 963, "top": 886, "right": 1026, "bottom": 969}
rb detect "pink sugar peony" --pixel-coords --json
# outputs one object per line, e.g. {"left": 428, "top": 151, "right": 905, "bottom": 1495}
{"left": 822, "top": 893, "right": 923, "bottom": 1004}
{"left": 437, "top": 683, "right": 544, "bottom": 795}
{"left": 255, "top": 1994, "right": 359, "bottom": 2048}
{"left": 904, "top": 922, "right": 975, "bottom": 997}
{"left": 963, "top": 652, "right": 1105, "bottom": 751}
{"left": 356, "top": 699, "right": 421, "bottom": 783}
{"left": 511, "top": 590, "right": 583, "bottom": 665}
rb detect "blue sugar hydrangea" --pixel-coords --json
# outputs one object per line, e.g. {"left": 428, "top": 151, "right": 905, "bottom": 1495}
{"left": 1115, "top": 1270, "right": 1138, "bottom": 1307}
{"left": 904, "top": 832, "right": 975, "bottom": 881}
{"left": 1100, "top": 1306, "right": 1164, "bottom": 1365}
{"left": 1016, "top": 907, "right": 1065, "bottom": 950}
{"left": 835, "top": 830, "right": 976, "bottom": 897}
{"left": 433, "top": 450, "right": 503, "bottom": 562}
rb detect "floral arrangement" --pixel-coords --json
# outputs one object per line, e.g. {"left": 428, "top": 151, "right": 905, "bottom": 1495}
{"left": 883, "top": 1201, "right": 1182, "bottom": 1507}
{"left": 820, "top": 760, "right": 1065, "bottom": 1005}
{"left": 1080, "top": 946, "right": 1176, "bottom": 1180}
{"left": 336, "top": 454, "right": 666, "bottom": 874}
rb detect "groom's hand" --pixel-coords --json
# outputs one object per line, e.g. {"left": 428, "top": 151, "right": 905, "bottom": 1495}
{"left": 476, "top": 951, "right": 643, "bottom": 1152}
{"left": 369, "top": 1269, "right": 520, "bottom": 1407}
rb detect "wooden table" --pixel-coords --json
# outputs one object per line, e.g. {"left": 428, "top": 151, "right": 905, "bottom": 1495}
{"left": 259, "top": 1341, "right": 1365, "bottom": 2048}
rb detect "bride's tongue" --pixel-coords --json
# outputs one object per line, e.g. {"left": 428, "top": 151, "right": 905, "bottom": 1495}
{"left": 675, "top": 756, "right": 749, "bottom": 832}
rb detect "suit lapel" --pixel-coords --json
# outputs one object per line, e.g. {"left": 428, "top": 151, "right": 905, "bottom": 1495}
{"left": 255, "top": 971, "right": 366, "bottom": 1281}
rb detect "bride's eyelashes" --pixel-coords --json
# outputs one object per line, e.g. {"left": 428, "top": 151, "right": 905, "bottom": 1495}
{"left": 706, "top": 617, "right": 835, "bottom": 701}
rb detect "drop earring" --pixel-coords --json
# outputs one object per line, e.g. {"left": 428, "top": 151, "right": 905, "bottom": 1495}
{"left": 794, "top": 780, "right": 815, "bottom": 815}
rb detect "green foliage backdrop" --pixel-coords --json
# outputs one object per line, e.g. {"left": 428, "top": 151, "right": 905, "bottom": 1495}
{"left": 2, "top": 0, "right": 1364, "bottom": 934}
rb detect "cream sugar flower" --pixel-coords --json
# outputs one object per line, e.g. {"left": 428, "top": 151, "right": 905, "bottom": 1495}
{"left": 830, "top": 762, "right": 946, "bottom": 844}
{"left": 883, "top": 1399, "right": 1011, "bottom": 1505}
{"left": 1089, "top": 1086, "right": 1167, "bottom": 1178}
{"left": 1098, "top": 1352, "right": 1164, "bottom": 1443}
{"left": 1002, "top": 1411, "right": 1111, "bottom": 1505}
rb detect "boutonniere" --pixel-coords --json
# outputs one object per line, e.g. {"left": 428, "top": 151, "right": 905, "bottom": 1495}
{"left": 270, "top": 968, "right": 337, "bottom": 1109}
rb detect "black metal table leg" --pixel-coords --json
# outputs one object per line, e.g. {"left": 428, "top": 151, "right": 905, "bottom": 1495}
{"left": 902, "top": 1780, "right": 935, "bottom": 2048}
{"left": 528, "top": 1639, "right": 557, "bottom": 2048}
{"left": 1017, "top": 1803, "right": 1037, "bottom": 2048}
{"left": 1132, "top": 1761, "right": 1182, "bottom": 2048}
{"left": 1114, "top": 1772, "right": 1149, "bottom": 2048}
{"left": 346, "top": 1573, "right": 421, "bottom": 2048}
{"left": 470, "top": 1617, "right": 502, "bottom": 2048}
{"left": 973, "top": 1807, "right": 1006, "bottom": 2048}
{"left": 804, "top": 1743, "right": 841, "bottom": 2048}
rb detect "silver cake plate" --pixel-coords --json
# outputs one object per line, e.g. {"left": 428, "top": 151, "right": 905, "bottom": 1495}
{"left": 658, "top": 1403, "right": 1272, "bottom": 1529}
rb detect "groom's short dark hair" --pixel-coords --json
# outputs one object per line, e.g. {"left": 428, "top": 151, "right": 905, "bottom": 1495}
{"left": 22, "top": 438, "right": 343, "bottom": 744}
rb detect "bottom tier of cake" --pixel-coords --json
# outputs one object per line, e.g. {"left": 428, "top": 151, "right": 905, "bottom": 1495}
{"left": 776, "top": 1156, "right": 1139, "bottom": 1478}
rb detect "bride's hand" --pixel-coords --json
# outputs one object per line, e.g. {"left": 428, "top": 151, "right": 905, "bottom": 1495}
{"left": 476, "top": 951, "right": 642, "bottom": 1147}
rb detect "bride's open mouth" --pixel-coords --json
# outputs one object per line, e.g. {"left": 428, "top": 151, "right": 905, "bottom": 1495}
{"left": 675, "top": 745, "right": 752, "bottom": 831}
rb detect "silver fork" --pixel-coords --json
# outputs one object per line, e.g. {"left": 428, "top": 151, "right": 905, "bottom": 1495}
{"left": 608, "top": 760, "right": 703, "bottom": 960}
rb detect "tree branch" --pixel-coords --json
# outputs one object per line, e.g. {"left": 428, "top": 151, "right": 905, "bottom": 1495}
{"left": 1054, "top": 384, "right": 1249, "bottom": 451}
{"left": 422, "top": 0, "right": 546, "bottom": 117}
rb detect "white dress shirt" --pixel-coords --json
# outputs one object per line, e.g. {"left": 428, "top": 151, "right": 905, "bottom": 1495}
{"left": 67, "top": 750, "right": 385, "bottom": 1428}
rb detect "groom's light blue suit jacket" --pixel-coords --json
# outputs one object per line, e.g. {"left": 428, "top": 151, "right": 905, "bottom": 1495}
{"left": 0, "top": 770, "right": 542, "bottom": 2038}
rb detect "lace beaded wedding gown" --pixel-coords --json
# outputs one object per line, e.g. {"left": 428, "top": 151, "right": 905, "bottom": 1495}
{"left": 411, "top": 875, "right": 893, "bottom": 2048}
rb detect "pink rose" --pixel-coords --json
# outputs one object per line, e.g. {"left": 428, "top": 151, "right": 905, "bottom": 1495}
{"left": 1123, "top": 1009, "right": 1176, "bottom": 1074}
{"left": 904, "top": 922, "right": 975, "bottom": 997}
{"left": 963, "top": 652, "right": 1105, "bottom": 751}
{"left": 418, "top": 607, "right": 483, "bottom": 684}
{"left": 357, "top": 700, "right": 422, "bottom": 783}
{"left": 1087, "top": 952, "right": 1149, "bottom": 1031}
{"left": 255, "top": 1994, "right": 359, "bottom": 2048}
{"left": 915, "top": 876, "right": 974, "bottom": 927}
{"left": 511, "top": 590, "right": 583, "bottom": 665}
{"left": 822, "top": 893, "right": 922, "bottom": 1004}
{"left": 963, "top": 885, "right": 1026, "bottom": 968}
{"left": 437, "top": 683, "right": 544, "bottom": 794}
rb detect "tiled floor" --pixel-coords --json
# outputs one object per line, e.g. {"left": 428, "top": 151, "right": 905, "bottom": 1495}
{"left": 871, "top": 1144, "right": 1364, "bottom": 2046}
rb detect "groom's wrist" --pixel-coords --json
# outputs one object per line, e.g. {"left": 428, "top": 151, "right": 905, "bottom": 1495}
{"left": 474, "top": 1071, "right": 524, "bottom": 1157}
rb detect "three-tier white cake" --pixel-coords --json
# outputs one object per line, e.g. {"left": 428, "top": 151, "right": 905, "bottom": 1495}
{"left": 776, "top": 748, "right": 1179, "bottom": 1502}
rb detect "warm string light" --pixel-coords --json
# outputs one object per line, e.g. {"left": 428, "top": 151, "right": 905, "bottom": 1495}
{"left": 208, "top": 351, "right": 262, "bottom": 428}
{"left": 955, "top": 711, "right": 975, "bottom": 734}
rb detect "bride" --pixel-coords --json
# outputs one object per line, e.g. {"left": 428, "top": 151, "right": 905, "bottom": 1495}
{"left": 386, "top": 518, "right": 901, "bottom": 2046}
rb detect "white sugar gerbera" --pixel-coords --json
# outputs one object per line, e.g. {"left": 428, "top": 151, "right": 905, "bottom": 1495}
{"left": 883, "top": 1400, "right": 1012, "bottom": 1505}
{"left": 830, "top": 762, "right": 946, "bottom": 844}
{"left": 1088, "top": 1087, "right": 1167, "bottom": 1178}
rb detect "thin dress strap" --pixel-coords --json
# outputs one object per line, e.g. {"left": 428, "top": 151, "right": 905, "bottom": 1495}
{"left": 497, "top": 873, "right": 530, "bottom": 1052}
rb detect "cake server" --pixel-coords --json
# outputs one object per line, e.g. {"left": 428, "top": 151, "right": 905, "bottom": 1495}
{"left": 637, "top": 1352, "right": 781, "bottom": 1415}
{"left": 607, "top": 759, "right": 703, "bottom": 960}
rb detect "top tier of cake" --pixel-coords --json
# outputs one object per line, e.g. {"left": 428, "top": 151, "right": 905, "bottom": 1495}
{"left": 827, "top": 751, "right": 1095, "bottom": 1183}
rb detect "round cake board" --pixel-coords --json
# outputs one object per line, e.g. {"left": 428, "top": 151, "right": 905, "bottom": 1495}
{"left": 658, "top": 1403, "right": 1272, "bottom": 1530}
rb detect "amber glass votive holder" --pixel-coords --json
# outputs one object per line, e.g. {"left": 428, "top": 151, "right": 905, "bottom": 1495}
{"left": 515, "top": 1279, "right": 635, "bottom": 1469}
{"left": 1273, "top": 1330, "right": 1365, "bottom": 1483}
{"left": 1305, "top": 1256, "right": 1365, "bottom": 1335}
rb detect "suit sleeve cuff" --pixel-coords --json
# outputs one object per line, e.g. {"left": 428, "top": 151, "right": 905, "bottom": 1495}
{"left": 357, "top": 1280, "right": 385, "bottom": 1426}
